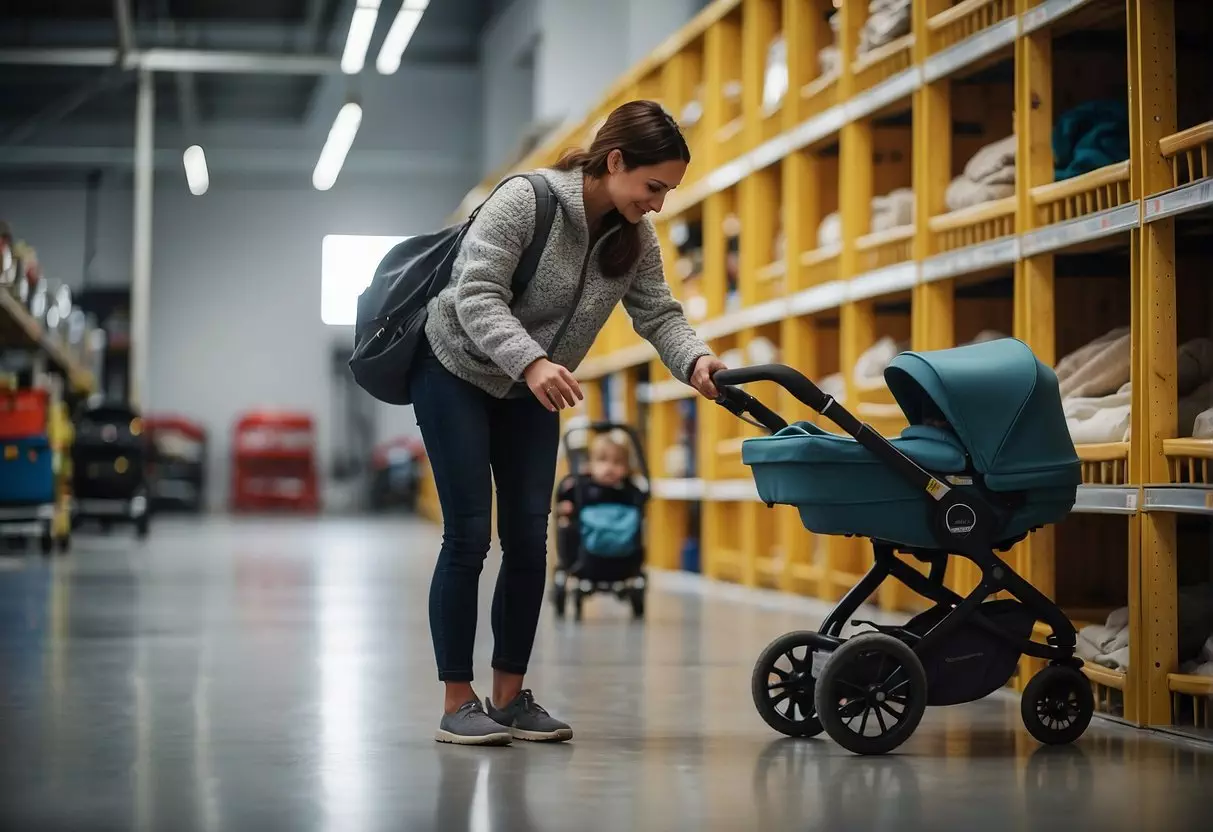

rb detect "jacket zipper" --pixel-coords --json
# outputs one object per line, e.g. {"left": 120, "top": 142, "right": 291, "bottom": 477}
{"left": 545, "top": 228, "right": 612, "bottom": 360}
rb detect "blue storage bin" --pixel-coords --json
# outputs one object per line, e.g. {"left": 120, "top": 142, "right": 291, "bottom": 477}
{"left": 0, "top": 435, "right": 55, "bottom": 505}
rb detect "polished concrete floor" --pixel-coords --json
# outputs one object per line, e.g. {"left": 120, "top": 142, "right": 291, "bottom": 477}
{"left": 1, "top": 516, "right": 1210, "bottom": 831}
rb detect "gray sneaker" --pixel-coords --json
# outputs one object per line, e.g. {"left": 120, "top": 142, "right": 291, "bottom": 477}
{"left": 486, "top": 690, "right": 573, "bottom": 742}
{"left": 435, "top": 700, "right": 512, "bottom": 746}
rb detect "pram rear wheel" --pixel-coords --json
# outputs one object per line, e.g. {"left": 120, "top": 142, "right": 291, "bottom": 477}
{"left": 550, "top": 572, "right": 567, "bottom": 619}
{"left": 1020, "top": 664, "right": 1094, "bottom": 745}
{"left": 629, "top": 587, "right": 645, "bottom": 619}
{"left": 815, "top": 633, "right": 927, "bottom": 756}
{"left": 752, "top": 631, "right": 831, "bottom": 738}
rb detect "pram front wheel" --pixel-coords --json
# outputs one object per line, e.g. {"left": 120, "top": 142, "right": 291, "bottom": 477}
{"left": 815, "top": 633, "right": 927, "bottom": 756}
{"left": 752, "top": 631, "right": 831, "bottom": 738}
{"left": 1020, "top": 664, "right": 1094, "bottom": 745}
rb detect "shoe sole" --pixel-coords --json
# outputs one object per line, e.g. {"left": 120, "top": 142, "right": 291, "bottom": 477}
{"left": 509, "top": 726, "right": 573, "bottom": 742}
{"left": 434, "top": 729, "right": 512, "bottom": 746}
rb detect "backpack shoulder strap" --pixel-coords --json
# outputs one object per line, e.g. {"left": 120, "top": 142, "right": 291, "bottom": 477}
{"left": 510, "top": 173, "right": 557, "bottom": 297}
{"left": 465, "top": 172, "right": 557, "bottom": 298}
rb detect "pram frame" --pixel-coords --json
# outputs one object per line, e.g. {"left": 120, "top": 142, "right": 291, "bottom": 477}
{"left": 712, "top": 364, "right": 1080, "bottom": 667}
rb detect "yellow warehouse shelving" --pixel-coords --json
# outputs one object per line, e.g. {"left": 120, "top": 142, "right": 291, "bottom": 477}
{"left": 433, "top": 0, "right": 1213, "bottom": 743}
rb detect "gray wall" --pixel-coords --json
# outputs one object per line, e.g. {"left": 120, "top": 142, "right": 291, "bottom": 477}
{"left": 0, "top": 175, "right": 466, "bottom": 510}
{"left": 0, "top": 67, "right": 480, "bottom": 511}
{"left": 477, "top": 0, "right": 706, "bottom": 177}
{"left": 480, "top": 0, "right": 539, "bottom": 175}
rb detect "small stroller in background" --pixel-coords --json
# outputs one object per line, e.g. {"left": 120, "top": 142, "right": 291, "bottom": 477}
{"left": 550, "top": 421, "right": 649, "bottom": 621}
{"left": 712, "top": 338, "right": 1092, "bottom": 755}
{"left": 72, "top": 399, "right": 151, "bottom": 538}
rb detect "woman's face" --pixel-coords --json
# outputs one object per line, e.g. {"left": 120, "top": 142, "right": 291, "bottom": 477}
{"left": 605, "top": 153, "right": 688, "bottom": 224}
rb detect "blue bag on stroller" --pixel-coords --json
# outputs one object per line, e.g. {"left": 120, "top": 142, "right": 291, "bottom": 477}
{"left": 711, "top": 338, "right": 1092, "bottom": 755}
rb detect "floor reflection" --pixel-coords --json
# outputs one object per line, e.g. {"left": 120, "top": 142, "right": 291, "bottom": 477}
{"left": 1, "top": 517, "right": 1211, "bottom": 832}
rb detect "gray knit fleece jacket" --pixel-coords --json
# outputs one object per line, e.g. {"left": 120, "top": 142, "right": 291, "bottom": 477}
{"left": 425, "top": 166, "right": 712, "bottom": 398}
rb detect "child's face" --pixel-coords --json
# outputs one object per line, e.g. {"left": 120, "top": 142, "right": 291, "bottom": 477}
{"left": 589, "top": 446, "right": 629, "bottom": 487}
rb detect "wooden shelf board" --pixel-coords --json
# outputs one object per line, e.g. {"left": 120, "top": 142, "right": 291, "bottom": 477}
{"left": 1158, "top": 120, "right": 1213, "bottom": 157}
{"left": 1167, "top": 673, "right": 1213, "bottom": 696}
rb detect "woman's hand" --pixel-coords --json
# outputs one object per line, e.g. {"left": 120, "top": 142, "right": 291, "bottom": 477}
{"left": 689, "top": 354, "right": 728, "bottom": 400}
{"left": 524, "top": 358, "right": 584, "bottom": 411}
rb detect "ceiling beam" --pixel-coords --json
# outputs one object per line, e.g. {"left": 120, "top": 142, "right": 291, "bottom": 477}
{"left": 0, "top": 145, "right": 473, "bottom": 178}
{"left": 0, "top": 47, "right": 339, "bottom": 75}
{"left": 0, "top": 69, "right": 132, "bottom": 148}
{"left": 113, "top": 0, "right": 136, "bottom": 58}
{"left": 299, "top": 0, "right": 331, "bottom": 52}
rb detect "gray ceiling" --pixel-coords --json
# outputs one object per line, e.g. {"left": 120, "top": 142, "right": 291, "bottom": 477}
{"left": 0, "top": 0, "right": 494, "bottom": 174}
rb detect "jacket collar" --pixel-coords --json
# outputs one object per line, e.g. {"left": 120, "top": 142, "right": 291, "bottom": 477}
{"left": 535, "top": 166, "right": 589, "bottom": 231}
{"left": 535, "top": 166, "right": 625, "bottom": 241}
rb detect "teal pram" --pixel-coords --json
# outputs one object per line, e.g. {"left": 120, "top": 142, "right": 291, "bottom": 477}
{"left": 712, "top": 337, "right": 1094, "bottom": 755}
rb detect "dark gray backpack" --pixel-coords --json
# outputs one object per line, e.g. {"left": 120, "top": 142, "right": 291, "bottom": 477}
{"left": 349, "top": 173, "right": 557, "bottom": 405}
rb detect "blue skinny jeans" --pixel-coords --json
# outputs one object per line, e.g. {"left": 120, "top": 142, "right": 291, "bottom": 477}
{"left": 409, "top": 344, "right": 558, "bottom": 682}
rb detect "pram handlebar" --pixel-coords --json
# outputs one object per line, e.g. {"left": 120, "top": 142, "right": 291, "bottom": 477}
{"left": 711, "top": 364, "right": 952, "bottom": 502}
{"left": 713, "top": 364, "right": 862, "bottom": 435}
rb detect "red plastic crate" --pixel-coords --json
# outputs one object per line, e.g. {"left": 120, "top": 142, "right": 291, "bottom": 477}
{"left": 0, "top": 389, "right": 49, "bottom": 438}
{"left": 230, "top": 411, "right": 319, "bottom": 513}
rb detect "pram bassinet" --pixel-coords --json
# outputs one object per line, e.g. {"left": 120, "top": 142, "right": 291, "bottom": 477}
{"left": 711, "top": 338, "right": 1093, "bottom": 756}
{"left": 741, "top": 338, "right": 1082, "bottom": 548}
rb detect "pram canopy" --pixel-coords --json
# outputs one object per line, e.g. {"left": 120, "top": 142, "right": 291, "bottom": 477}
{"left": 884, "top": 337, "right": 1080, "bottom": 491}
{"left": 742, "top": 338, "right": 1081, "bottom": 549}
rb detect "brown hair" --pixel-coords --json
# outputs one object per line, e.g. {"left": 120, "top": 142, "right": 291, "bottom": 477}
{"left": 554, "top": 100, "right": 691, "bottom": 277}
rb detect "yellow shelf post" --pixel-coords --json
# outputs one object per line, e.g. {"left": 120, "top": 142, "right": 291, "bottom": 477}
{"left": 1132, "top": 0, "right": 1180, "bottom": 729}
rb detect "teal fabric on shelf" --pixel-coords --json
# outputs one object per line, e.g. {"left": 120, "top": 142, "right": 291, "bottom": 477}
{"left": 741, "top": 338, "right": 1081, "bottom": 548}
{"left": 1052, "top": 99, "right": 1130, "bottom": 182}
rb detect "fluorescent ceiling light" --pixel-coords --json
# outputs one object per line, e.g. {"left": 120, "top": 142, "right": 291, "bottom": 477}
{"left": 376, "top": 0, "right": 429, "bottom": 75}
{"left": 313, "top": 102, "right": 363, "bottom": 191}
{"left": 182, "top": 144, "right": 209, "bottom": 195}
{"left": 341, "top": 0, "right": 381, "bottom": 75}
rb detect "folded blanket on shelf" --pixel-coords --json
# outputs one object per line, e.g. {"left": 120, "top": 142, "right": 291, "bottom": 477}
{"left": 871, "top": 188, "right": 914, "bottom": 232}
{"left": 1053, "top": 100, "right": 1130, "bottom": 182}
{"left": 817, "top": 211, "right": 842, "bottom": 248}
{"left": 1181, "top": 382, "right": 1213, "bottom": 438}
{"left": 1082, "top": 337, "right": 1213, "bottom": 443}
{"left": 1194, "top": 407, "right": 1213, "bottom": 439}
{"left": 747, "top": 337, "right": 780, "bottom": 366}
{"left": 819, "top": 372, "right": 846, "bottom": 405}
{"left": 1178, "top": 337, "right": 1213, "bottom": 392}
{"left": 1056, "top": 326, "right": 1131, "bottom": 399}
{"left": 945, "top": 135, "right": 1018, "bottom": 212}
{"left": 1077, "top": 607, "right": 1130, "bottom": 671}
{"left": 1180, "top": 635, "right": 1213, "bottom": 678}
{"left": 945, "top": 179, "right": 1016, "bottom": 212}
{"left": 858, "top": 0, "right": 912, "bottom": 56}
{"left": 815, "top": 10, "right": 842, "bottom": 78}
{"left": 818, "top": 44, "right": 841, "bottom": 78}
{"left": 854, "top": 335, "right": 909, "bottom": 389}
{"left": 1079, "top": 585, "right": 1213, "bottom": 674}
{"left": 815, "top": 188, "right": 914, "bottom": 245}
{"left": 1065, "top": 383, "right": 1131, "bottom": 444}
